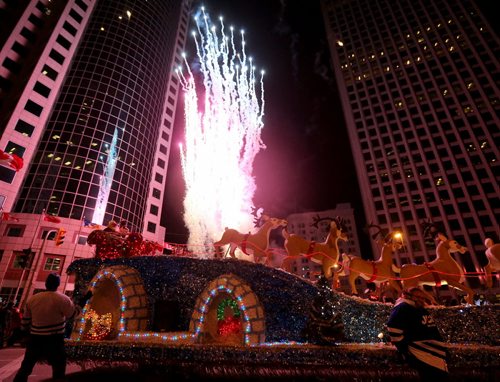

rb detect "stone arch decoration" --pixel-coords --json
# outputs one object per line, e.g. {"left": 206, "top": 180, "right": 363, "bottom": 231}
{"left": 72, "top": 265, "right": 149, "bottom": 341}
{"left": 189, "top": 274, "right": 265, "bottom": 346}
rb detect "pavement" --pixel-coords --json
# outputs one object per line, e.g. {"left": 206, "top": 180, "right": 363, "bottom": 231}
{"left": 0, "top": 346, "right": 82, "bottom": 381}
{"left": 0, "top": 346, "right": 196, "bottom": 381}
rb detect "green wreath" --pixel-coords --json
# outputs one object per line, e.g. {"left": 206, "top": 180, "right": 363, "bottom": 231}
{"left": 217, "top": 298, "right": 241, "bottom": 320}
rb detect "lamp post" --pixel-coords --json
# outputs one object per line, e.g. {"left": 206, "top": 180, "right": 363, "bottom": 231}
{"left": 18, "top": 229, "right": 57, "bottom": 308}
{"left": 62, "top": 219, "right": 83, "bottom": 294}
{"left": 11, "top": 248, "right": 33, "bottom": 304}
{"left": 11, "top": 213, "right": 44, "bottom": 304}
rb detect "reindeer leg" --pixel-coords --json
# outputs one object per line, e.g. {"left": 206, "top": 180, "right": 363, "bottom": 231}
{"left": 447, "top": 280, "right": 475, "bottom": 304}
{"left": 348, "top": 272, "right": 359, "bottom": 295}
{"left": 484, "top": 264, "right": 493, "bottom": 288}
{"left": 401, "top": 271, "right": 420, "bottom": 289}
{"left": 323, "top": 261, "right": 333, "bottom": 279}
{"left": 388, "top": 279, "right": 402, "bottom": 295}
{"left": 229, "top": 244, "right": 237, "bottom": 258}
{"left": 331, "top": 272, "right": 339, "bottom": 290}
{"left": 263, "top": 250, "right": 272, "bottom": 266}
{"left": 281, "top": 257, "right": 290, "bottom": 272}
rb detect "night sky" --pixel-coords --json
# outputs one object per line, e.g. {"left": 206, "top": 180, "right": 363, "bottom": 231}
{"left": 163, "top": 0, "right": 366, "bottom": 245}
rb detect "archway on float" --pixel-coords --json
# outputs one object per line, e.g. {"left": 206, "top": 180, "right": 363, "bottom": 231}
{"left": 72, "top": 265, "right": 149, "bottom": 340}
{"left": 189, "top": 274, "right": 266, "bottom": 346}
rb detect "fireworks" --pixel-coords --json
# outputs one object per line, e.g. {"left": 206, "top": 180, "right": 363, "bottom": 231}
{"left": 177, "top": 8, "right": 265, "bottom": 256}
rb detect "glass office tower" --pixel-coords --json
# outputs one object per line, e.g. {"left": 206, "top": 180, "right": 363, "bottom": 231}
{"left": 322, "top": 0, "right": 499, "bottom": 293}
{"left": 0, "top": 0, "right": 190, "bottom": 300}
{"left": 1, "top": 0, "right": 190, "bottom": 236}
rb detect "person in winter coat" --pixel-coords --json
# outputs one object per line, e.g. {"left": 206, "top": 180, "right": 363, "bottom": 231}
{"left": 387, "top": 287, "right": 449, "bottom": 381}
{"left": 14, "top": 273, "right": 77, "bottom": 382}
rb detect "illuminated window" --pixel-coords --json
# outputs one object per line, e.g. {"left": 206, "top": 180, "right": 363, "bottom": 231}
{"left": 41, "top": 64, "right": 58, "bottom": 80}
{"left": 435, "top": 177, "right": 445, "bottom": 186}
{"left": 44, "top": 257, "right": 61, "bottom": 271}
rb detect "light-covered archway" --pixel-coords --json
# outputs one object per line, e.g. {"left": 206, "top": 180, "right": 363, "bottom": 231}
{"left": 189, "top": 274, "right": 266, "bottom": 346}
{"left": 72, "top": 265, "right": 149, "bottom": 340}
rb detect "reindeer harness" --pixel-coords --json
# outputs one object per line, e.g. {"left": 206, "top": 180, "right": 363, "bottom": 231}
{"left": 424, "top": 262, "right": 442, "bottom": 287}
{"left": 307, "top": 241, "right": 316, "bottom": 256}
{"left": 240, "top": 233, "right": 251, "bottom": 255}
{"left": 367, "top": 263, "right": 378, "bottom": 283}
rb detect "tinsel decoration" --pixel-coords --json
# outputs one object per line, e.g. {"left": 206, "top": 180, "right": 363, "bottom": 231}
{"left": 64, "top": 341, "right": 499, "bottom": 380}
{"left": 303, "top": 275, "right": 344, "bottom": 345}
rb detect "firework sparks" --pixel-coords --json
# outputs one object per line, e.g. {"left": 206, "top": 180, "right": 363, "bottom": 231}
{"left": 177, "top": 8, "right": 265, "bottom": 256}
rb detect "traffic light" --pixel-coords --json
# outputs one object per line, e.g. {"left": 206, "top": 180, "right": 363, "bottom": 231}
{"left": 54, "top": 228, "right": 66, "bottom": 246}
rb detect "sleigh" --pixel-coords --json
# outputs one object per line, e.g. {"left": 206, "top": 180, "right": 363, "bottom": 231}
{"left": 87, "top": 230, "right": 164, "bottom": 259}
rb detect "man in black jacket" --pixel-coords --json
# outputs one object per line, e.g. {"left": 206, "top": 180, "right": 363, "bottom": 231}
{"left": 387, "top": 287, "right": 449, "bottom": 380}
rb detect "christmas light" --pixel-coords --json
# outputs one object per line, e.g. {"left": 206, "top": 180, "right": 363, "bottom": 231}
{"left": 76, "top": 270, "right": 128, "bottom": 340}
{"left": 194, "top": 284, "right": 252, "bottom": 345}
{"left": 83, "top": 309, "right": 112, "bottom": 340}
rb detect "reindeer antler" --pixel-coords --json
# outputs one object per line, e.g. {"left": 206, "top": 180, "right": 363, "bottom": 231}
{"left": 333, "top": 216, "right": 348, "bottom": 233}
{"left": 421, "top": 219, "right": 444, "bottom": 240}
{"left": 312, "top": 215, "right": 347, "bottom": 233}
{"left": 312, "top": 215, "right": 336, "bottom": 229}
{"left": 251, "top": 206, "right": 265, "bottom": 227}
{"left": 251, "top": 206, "right": 264, "bottom": 218}
{"left": 364, "top": 223, "right": 389, "bottom": 241}
{"left": 421, "top": 219, "right": 449, "bottom": 246}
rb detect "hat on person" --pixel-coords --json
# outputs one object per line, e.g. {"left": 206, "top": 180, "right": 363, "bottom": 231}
{"left": 45, "top": 272, "right": 61, "bottom": 290}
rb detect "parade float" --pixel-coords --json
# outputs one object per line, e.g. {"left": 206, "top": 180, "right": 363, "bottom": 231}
{"left": 64, "top": 221, "right": 499, "bottom": 381}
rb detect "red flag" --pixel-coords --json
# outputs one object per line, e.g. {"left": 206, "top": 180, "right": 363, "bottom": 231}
{"left": 0, "top": 149, "right": 23, "bottom": 171}
{"left": 1, "top": 212, "right": 20, "bottom": 222}
{"left": 43, "top": 213, "right": 61, "bottom": 223}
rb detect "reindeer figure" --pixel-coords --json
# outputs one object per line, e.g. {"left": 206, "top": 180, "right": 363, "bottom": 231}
{"left": 484, "top": 238, "right": 500, "bottom": 288}
{"left": 281, "top": 216, "right": 348, "bottom": 288}
{"left": 399, "top": 224, "right": 475, "bottom": 304}
{"left": 213, "top": 214, "right": 287, "bottom": 265}
{"left": 342, "top": 225, "right": 402, "bottom": 296}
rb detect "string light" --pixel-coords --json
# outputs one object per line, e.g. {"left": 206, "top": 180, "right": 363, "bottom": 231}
{"left": 194, "top": 284, "right": 252, "bottom": 345}
{"left": 83, "top": 309, "right": 112, "bottom": 340}
{"left": 75, "top": 270, "right": 128, "bottom": 340}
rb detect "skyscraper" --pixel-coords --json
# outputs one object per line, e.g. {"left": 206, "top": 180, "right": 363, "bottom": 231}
{"left": 0, "top": 0, "right": 190, "bottom": 300}
{"left": 322, "top": 0, "right": 499, "bottom": 295}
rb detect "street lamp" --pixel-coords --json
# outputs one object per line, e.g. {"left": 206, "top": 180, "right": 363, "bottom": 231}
{"left": 18, "top": 229, "right": 58, "bottom": 308}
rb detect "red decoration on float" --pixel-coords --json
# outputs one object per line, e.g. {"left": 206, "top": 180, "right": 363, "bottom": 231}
{"left": 217, "top": 316, "right": 241, "bottom": 336}
{"left": 86, "top": 230, "right": 163, "bottom": 259}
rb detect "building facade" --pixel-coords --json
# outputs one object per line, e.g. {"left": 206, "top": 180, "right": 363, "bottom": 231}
{"left": 322, "top": 0, "right": 499, "bottom": 298}
{"left": 0, "top": 0, "right": 190, "bottom": 303}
